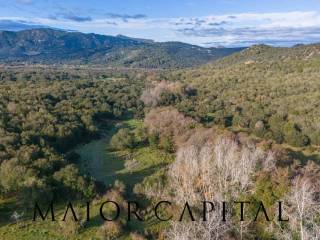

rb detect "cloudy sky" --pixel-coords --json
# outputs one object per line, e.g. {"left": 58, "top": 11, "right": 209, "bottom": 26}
{"left": 0, "top": 0, "right": 320, "bottom": 47}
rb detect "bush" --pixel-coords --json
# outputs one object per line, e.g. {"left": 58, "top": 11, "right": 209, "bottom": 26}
{"left": 110, "top": 128, "right": 134, "bottom": 150}
{"left": 59, "top": 210, "right": 84, "bottom": 238}
{"left": 232, "top": 113, "right": 250, "bottom": 128}
{"left": 268, "top": 115, "right": 285, "bottom": 143}
{"left": 103, "top": 188, "right": 127, "bottom": 210}
{"left": 97, "top": 221, "right": 123, "bottom": 240}
{"left": 134, "top": 125, "right": 148, "bottom": 145}
{"left": 254, "top": 120, "right": 266, "bottom": 137}
{"left": 283, "top": 122, "right": 309, "bottom": 147}
{"left": 159, "top": 135, "right": 175, "bottom": 153}
{"left": 148, "top": 133, "right": 159, "bottom": 147}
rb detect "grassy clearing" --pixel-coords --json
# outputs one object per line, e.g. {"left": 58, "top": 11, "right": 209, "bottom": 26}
{"left": 76, "top": 131, "right": 124, "bottom": 186}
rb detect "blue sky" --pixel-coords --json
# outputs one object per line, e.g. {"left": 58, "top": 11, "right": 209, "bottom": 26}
{"left": 0, "top": 0, "right": 320, "bottom": 46}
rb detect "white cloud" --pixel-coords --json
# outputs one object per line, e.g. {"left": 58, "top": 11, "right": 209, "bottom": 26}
{"left": 1, "top": 11, "right": 320, "bottom": 47}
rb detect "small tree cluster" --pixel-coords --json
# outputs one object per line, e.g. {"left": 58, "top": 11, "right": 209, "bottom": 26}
{"left": 110, "top": 128, "right": 135, "bottom": 150}
{"left": 144, "top": 107, "right": 196, "bottom": 152}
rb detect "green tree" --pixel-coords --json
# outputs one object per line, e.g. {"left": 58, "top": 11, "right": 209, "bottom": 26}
{"left": 53, "top": 164, "right": 95, "bottom": 199}
{"left": 134, "top": 125, "right": 148, "bottom": 145}
{"left": 110, "top": 128, "right": 134, "bottom": 150}
{"left": 283, "top": 122, "right": 309, "bottom": 147}
{"left": 268, "top": 115, "right": 285, "bottom": 143}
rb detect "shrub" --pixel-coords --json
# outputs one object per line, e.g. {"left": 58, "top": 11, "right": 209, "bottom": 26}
{"left": 159, "top": 135, "right": 175, "bottom": 153}
{"left": 110, "top": 128, "right": 134, "bottom": 150}
{"left": 59, "top": 210, "right": 84, "bottom": 238}
{"left": 283, "top": 122, "right": 309, "bottom": 147}
{"left": 97, "top": 221, "right": 123, "bottom": 240}
{"left": 233, "top": 113, "right": 250, "bottom": 128}
{"left": 148, "top": 133, "right": 159, "bottom": 147}
{"left": 0, "top": 159, "right": 27, "bottom": 192}
{"left": 271, "top": 131, "right": 284, "bottom": 144}
{"left": 134, "top": 125, "right": 148, "bottom": 144}
{"left": 254, "top": 120, "right": 266, "bottom": 137}
{"left": 103, "top": 188, "right": 127, "bottom": 210}
{"left": 268, "top": 115, "right": 285, "bottom": 143}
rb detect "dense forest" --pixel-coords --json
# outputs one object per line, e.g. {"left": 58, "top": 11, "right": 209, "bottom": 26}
{"left": 0, "top": 44, "right": 319, "bottom": 239}
{"left": 0, "top": 69, "right": 146, "bottom": 202}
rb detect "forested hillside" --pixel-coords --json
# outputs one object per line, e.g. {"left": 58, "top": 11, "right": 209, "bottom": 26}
{"left": 161, "top": 44, "right": 320, "bottom": 147}
{"left": 0, "top": 29, "right": 243, "bottom": 68}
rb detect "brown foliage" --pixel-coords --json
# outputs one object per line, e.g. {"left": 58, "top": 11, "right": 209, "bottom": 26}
{"left": 144, "top": 106, "right": 196, "bottom": 142}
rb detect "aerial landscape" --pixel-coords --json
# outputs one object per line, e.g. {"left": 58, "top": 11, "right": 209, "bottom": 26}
{"left": 0, "top": 0, "right": 320, "bottom": 239}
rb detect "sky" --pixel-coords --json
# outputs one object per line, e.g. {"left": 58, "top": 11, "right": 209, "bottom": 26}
{"left": 0, "top": 0, "right": 320, "bottom": 47}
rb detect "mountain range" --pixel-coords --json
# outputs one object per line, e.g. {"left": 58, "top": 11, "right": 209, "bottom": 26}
{"left": 0, "top": 28, "right": 244, "bottom": 68}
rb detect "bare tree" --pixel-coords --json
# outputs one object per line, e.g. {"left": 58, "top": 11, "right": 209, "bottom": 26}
{"left": 169, "top": 136, "right": 263, "bottom": 203}
{"left": 275, "top": 176, "right": 320, "bottom": 240}
{"left": 166, "top": 204, "right": 234, "bottom": 240}
{"left": 167, "top": 135, "right": 267, "bottom": 239}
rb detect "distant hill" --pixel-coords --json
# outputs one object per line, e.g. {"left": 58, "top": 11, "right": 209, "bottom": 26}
{"left": 0, "top": 28, "right": 243, "bottom": 68}
{"left": 213, "top": 44, "right": 320, "bottom": 65}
